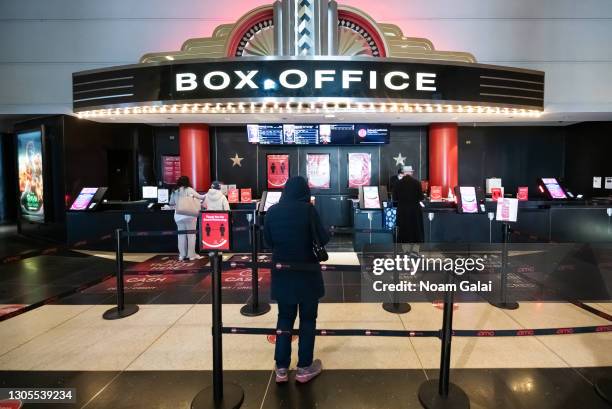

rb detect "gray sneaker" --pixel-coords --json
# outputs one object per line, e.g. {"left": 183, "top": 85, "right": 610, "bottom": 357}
{"left": 275, "top": 366, "right": 288, "bottom": 383}
{"left": 295, "top": 359, "right": 322, "bottom": 384}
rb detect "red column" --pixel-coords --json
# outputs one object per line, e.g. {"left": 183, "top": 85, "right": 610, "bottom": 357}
{"left": 429, "top": 123, "right": 458, "bottom": 197}
{"left": 179, "top": 124, "right": 211, "bottom": 192}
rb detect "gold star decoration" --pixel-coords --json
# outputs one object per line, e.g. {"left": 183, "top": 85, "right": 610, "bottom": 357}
{"left": 393, "top": 153, "right": 406, "bottom": 166}
{"left": 230, "top": 153, "right": 244, "bottom": 167}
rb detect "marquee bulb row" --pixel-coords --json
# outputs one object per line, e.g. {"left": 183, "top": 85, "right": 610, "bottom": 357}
{"left": 76, "top": 102, "right": 543, "bottom": 118}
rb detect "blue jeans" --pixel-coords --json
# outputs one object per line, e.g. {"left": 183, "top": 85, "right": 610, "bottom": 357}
{"left": 274, "top": 301, "right": 318, "bottom": 368}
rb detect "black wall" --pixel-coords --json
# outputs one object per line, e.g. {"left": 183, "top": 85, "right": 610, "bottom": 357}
{"left": 564, "top": 122, "right": 612, "bottom": 197}
{"left": 0, "top": 132, "right": 17, "bottom": 223}
{"left": 212, "top": 125, "right": 427, "bottom": 197}
{"left": 458, "top": 126, "right": 567, "bottom": 196}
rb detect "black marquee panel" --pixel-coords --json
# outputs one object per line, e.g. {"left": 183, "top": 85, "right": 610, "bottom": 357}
{"left": 73, "top": 57, "right": 544, "bottom": 111}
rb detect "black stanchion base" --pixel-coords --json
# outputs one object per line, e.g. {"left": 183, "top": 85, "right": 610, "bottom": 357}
{"left": 594, "top": 378, "right": 612, "bottom": 404}
{"left": 240, "top": 302, "right": 271, "bottom": 317}
{"left": 382, "top": 302, "right": 411, "bottom": 314}
{"left": 191, "top": 383, "right": 244, "bottom": 409}
{"left": 418, "top": 380, "right": 470, "bottom": 409}
{"left": 489, "top": 301, "right": 519, "bottom": 310}
{"left": 103, "top": 305, "right": 139, "bottom": 320}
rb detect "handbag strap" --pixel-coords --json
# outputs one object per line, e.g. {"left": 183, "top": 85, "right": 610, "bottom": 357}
{"left": 309, "top": 205, "right": 322, "bottom": 246}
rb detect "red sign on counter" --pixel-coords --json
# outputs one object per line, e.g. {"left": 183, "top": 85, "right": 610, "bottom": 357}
{"left": 162, "top": 155, "right": 181, "bottom": 185}
{"left": 517, "top": 186, "right": 528, "bottom": 201}
{"left": 430, "top": 186, "right": 442, "bottom": 201}
{"left": 267, "top": 154, "right": 290, "bottom": 189}
{"left": 228, "top": 188, "right": 239, "bottom": 203}
{"left": 240, "top": 188, "right": 252, "bottom": 203}
{"left": 201, "top": 211, "right": 231, "bottom": 251}
{"left": 491, "top": 187, "right": 503, "bottom": 201}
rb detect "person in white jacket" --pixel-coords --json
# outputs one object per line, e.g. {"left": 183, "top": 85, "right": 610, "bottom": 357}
{"left": 203, "top": 181, "right": 230, "bottom": 211}
{"left": 169, "top": 176, "right": 205, "bottom": 261}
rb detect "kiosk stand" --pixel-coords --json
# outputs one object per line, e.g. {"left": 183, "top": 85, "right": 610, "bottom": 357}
{"left": 192, "top": 251, "right": 244, "bottom": 409}
{"left": 418, "top": 287, "right": 469, "bottom": 409}
{"left": 489, "top": 223, "right": 519, "bottom": 310}
{"left": 240, "top": 213, "right": 271, "bottom": 317}
{"left": 103, "top": 228, "right": 139, "bottom": 320}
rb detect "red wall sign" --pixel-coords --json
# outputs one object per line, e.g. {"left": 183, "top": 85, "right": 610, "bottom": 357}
{"left": 201, "top": 212, "right": 231, "bottom": 251}
{"left": 162, "top": 155, "right": 181, "bottom": 185}
{"left": 228, "top": 188, "right": 239, "bottom": 203}
{"left": 267, "top": 154, "right": 290, "bottom": 189}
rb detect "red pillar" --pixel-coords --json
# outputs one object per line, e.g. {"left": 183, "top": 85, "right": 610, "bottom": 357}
{"left": 179, "top": 124, "right": 211, "bottom": 192}
{"left": 429, "top": 123, "right": 458, "bottom": 197}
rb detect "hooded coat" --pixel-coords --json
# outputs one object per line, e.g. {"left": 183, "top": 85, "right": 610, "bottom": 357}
{"left": 263, "top": 177, "right": 330, "bottom": 304}
{"left": 203, "top": 188, "right": 230, "bottom": 211}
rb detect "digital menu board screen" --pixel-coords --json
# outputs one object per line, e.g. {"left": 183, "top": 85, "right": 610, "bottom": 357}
{"left": 247, "top": 124, "right": 389, "bottom": 145}
{"left": 17, "top": 129, "right": 45, "bottom": 222}
{"left": 247, "top": 124, "right": 283, "bottom": 144}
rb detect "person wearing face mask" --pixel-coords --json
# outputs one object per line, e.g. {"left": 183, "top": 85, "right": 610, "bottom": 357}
{"left": 392, "top": 166, "right": 425, "bottom": 243}
{"left": 202, "top": 181, "right": 230, "bottom": 211}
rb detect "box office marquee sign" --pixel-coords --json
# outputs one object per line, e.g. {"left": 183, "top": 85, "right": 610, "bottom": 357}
{"left": 72, "top": 57, "right": 544, "bottom": 112}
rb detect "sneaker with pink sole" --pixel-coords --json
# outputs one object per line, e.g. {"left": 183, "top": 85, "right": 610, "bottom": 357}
{"left": 275, "top": 367, "right": 289, "bottom": 383}
{"left": 296, "top": 359, "right": 322, "bottom": 384}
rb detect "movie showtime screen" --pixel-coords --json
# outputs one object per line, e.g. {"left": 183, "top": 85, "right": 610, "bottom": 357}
{"left": 200, "top": 211, "right": 231, "bottom": 251}
{"left": 17, "top": 129, "right": 45, "bottom": 222}
{"left": 267, "top": 154, "right": 290, "bottom": 189}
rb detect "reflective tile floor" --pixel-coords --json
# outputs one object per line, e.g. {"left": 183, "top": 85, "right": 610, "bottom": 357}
{"left": 0, "top": 250, "right": 610, "bottom": 408}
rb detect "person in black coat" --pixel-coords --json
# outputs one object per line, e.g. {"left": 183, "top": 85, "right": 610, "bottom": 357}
{"left": 263, "top": 176, "right": 330, "bottom": 383}
{"left": 392, "top": 166, "right": 425, "bottom": 243}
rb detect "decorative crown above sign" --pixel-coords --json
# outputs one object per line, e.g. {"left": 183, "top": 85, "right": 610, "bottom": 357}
{"left": 73, "top": 0, "right": 544, "bottom": 118}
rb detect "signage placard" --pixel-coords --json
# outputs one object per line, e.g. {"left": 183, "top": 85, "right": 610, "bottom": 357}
{"left": 73, "top": 57, "right": 545, "bottom": 112}
{"left": 201, "top": 211, "right": 231, "bottom": 252}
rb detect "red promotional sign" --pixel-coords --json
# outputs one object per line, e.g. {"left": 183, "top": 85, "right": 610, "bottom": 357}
{"left": 201, "top": 212, "right": 231, "bottom": 251}
{"left": 517, "top": 186, "right": 528, "bottom": 201}
{"left": 228, "top": 188, "right": 239, "bottom": 203}
{"left": 491, "top": 187, "right": 503, "bottom": 201}
{"left": 430, "top": 186, "right": 442, "bottom": 201}
{"left": 306, "top": 154, "right": 330, "bottom": 189}
{"left": 162, "top": 155, "right": 181, "bottom": 185}
{"left": 240, "top": 188, "right": 252, "bottom": 203}
{"left": 348, "top": 152, "right": 371, "bottom": 188}
{"left": 267, "top": 154, "right": 290, "bottom": 189}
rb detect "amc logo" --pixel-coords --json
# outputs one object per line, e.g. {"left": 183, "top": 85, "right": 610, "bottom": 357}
{"left": 516, "top": 330, "right": 535, "bottom": 336}
{"left": 477, "top": 331, "right": 496, "bottom": 337}
{"left": 556, "top": 328, "right": 574, "bottom": 335}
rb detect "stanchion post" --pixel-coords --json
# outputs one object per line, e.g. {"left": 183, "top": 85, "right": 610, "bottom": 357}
{"left": 191, "top": 251, "right": 244, "bottom": 409}
{"left": 103, "top": 229, "right": 139, "bottom": 320}
{"left": 595, "top": 378, "right": 612, "bottom": 404}
{"left": 490, "top": 223, "right": 519, "bottom": 310}
{"left": 418, "top": 287, "right": 470, "bottom": 409}
{"left": 383, "top": 228, "right": 411, "bottom": 314}
{"left": 240, "top": 213, "right": 271, "bottom": 317}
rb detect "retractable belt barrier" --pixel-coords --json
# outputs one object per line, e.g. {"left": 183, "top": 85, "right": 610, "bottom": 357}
{"left": 0, "top": 233, "right": 114, "bottom": 265}
{"left": 222, "top": 325, "right": 611, "bottom": 338}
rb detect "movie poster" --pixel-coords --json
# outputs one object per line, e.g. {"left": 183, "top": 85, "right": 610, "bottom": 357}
{"left": 306, "top": 154, "right": 330, "bottom": 189}
{"left": 201, "top": 212, "right": 231, "bottom": 251}
{"left": 162, "top": 155, "right": 181, "bottom": 185}
{"left": 348, "top": 152, "right": 371, "bottom": 188}
{"left": 17, "top": 129, "right": 44, "bottom": 222}
{"left": 267, "top": 154, "right": 289, "bottom": 189}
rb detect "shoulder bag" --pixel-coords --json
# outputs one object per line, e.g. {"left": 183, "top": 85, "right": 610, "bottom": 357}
{"left": 309, "top": 205, "right": 329, "bottom": 262}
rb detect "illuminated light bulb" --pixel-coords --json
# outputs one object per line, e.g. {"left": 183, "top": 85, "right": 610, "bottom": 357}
{"left": 426, "top": 105, "right": 433, "bottom": 112}
{"left": 436, "top": 105, "right": 443, "bottom": 112}
{"left": 457, "top": 106, "right": 464, "bottom": 113}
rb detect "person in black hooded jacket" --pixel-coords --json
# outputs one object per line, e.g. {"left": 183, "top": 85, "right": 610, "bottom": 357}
{"left": 263, "top": 176, "right": 329, "bottom": 384}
